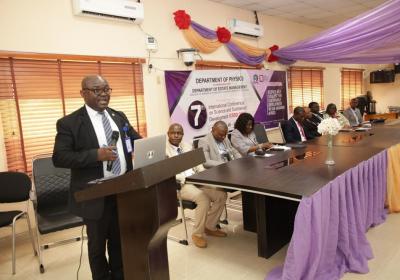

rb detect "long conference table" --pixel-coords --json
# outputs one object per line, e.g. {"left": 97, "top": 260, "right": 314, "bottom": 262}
{"left": 186, "top": 122, "right": 400, "bottom": 267}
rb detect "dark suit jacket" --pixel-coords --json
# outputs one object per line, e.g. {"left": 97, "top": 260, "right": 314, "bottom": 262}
{"left": 282, "top": 117, "right": 313, "bottom": 143}
{"left": 52, "top": 106, "right": 141, "bottom": 220}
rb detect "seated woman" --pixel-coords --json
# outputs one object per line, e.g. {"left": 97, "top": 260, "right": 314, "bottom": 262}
{"left": 323, "top": 103, "right": 351, "bottom": 128}
{"left": 231, "top": 112, "right": 272, "bottom": 156}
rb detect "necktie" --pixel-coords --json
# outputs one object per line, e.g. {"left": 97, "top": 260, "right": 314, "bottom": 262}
{"left": 177, "top": 147, "right": 182, "bottom": 154}
{"left": 99, "top": 111, "right": 121, "bottom": 175}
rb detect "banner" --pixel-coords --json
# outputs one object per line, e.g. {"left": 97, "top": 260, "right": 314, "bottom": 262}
{"left": 165, "top": 69, "right": 287, "bottom": 140}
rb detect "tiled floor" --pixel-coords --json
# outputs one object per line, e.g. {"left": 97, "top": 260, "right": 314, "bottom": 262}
{"left": 1, "top": 208, "right": 400, "bottom": 280}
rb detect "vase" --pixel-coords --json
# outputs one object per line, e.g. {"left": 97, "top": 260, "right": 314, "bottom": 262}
{"left": 325, "top": 134, "right": 335, "bottom": 165}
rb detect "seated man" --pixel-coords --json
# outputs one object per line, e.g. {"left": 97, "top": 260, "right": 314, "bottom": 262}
{"left": 166, "top": 123, "right": 227, "bottom": 248}
{"left": 198, "top": 121, "right": 241, "bottom": 168}
{"left": 343, "top": 98, "right": 363, "bottom": 127}
{"left": 303, "top": 107, "right": 321, "bottom": 138}
{"left": 283, "top": 106, "right": 313, "bottom": 143}
{"left": 309, "top": 101, "right": 324, "bottom": 124}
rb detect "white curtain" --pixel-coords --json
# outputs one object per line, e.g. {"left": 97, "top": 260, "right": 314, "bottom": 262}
{"left": 0, "top": 114, "right": 8, "bottom": 171}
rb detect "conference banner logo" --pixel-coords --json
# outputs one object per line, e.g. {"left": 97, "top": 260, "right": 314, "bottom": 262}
{"left": 165, "top": 69, "right": 287, "bottom": 141}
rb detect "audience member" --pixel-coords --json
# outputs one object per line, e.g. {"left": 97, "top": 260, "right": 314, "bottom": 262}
{"left": 166, "top": 123, "right": 227, "bottom": 248}
{"left": 230, "top": 113, "right": 272, "bottom": 156}
{"left": 343, "top": 98, "right": 363, "bottom": 126}
{"left": 303, "top": 107, "right": 321, "bottom": 137}
{"left": 309, "top": 102, "right": 324, "bottom": 124}
{"left": 282, "top": 106, "right": 313, "bottom": 143}
{"left": 323, "top": 103, "right": 350, "bottom": 128}
{"left": 198, "top": 121, "right": 241, "bottom": 168}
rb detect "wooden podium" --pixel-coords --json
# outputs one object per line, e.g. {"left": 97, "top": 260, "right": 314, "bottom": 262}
{"left": 75, "top": 149, "right": 205, "bottom": 280}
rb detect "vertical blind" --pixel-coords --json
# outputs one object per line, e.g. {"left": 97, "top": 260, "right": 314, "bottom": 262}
{"left": 341, "top": 69, "right": 363, "bottom": 110}
{"left": 288, "top": 67, "right": 324, "bottom": 112}
{"left": 0, "top": 54, "right": 146, "bottom": 173}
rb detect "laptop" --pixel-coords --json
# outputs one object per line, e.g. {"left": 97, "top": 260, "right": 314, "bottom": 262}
{"left": 88, "top": 135, "right": 166, "bottom": 184}
{"left": 266, "top": 126, "right": 286, "bottom": 144}
{"left": 133, "top": 135, "right": 166, "bottom": 169}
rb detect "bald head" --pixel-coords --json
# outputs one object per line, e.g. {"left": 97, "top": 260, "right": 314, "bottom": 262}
{"left": 167, "top": 123, "right": 184, "bottom": 146}
{"left": 212, "top": 121, "right": 228, "bottom": 142}
{"left": 81, "top": 75, "right": 107, "bottom": 89}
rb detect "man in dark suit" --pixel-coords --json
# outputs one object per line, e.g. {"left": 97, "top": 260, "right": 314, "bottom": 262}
{"left": 303, "top": 107, "right": 321, "bottom": 138}
{"left": 53, "top": 75, "right": 141, "bottom": 280}
{"left": 309, "top": 102, "right": 324, "bottom": 124}
{"left": 283, "top": 106, "right": 313, "bottom": 143}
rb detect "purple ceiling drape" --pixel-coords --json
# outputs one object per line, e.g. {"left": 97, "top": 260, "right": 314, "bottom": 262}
{"left": 275, "top": 0, "right": 400, "bottom": 64}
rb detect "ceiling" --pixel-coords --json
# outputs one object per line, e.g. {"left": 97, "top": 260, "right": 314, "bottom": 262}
{"left": 210, "top": 0, "right": 387, "bottom": 28}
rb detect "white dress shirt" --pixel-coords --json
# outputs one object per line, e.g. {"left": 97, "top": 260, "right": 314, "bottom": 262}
{"left": 294, "top": 119, "right": 307, "bottom": 141}
{"left": 168, "top": 143, "right": 195, "bottom": 177}
{"left": 85, "top": 105, "right": 127, "bottom": 177}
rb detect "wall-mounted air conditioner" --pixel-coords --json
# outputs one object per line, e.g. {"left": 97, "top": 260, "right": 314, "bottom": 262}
{"left": 72, "top": 0, "right": 144, "bottom": 24}
{"left": 227, "top": 19, "right": 263, "bottom": 38}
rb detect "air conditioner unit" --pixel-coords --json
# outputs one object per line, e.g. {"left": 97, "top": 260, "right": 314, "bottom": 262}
{"left": 227, "top": 19, "right": 263, "bottom": 38}
{"left": 72, "top": 0, "right": 144, "bottom": 24}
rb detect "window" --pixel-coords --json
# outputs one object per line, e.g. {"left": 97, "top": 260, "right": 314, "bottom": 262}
{"left": 288, "top": 67, "right": 324, "bottom": 112}
{"left": 0, "top": 52, "right": 146, "bottom": 173}
{"left": 341, "top": 68, "right": 363, "bottom": 110}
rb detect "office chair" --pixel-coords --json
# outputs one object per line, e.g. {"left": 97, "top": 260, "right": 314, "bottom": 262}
{"left": 0, "top": 171, "right": 37, "bottom": 274}
{"left": 31, "top": 155, "right": 84, "bottom": 273}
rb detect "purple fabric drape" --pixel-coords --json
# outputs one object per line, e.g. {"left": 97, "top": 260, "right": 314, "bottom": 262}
{"left": 190, "top": 21, "right": 265, "bottom": 66}
{"left": 164, "top": 71, "right": 191, "bottom": 115}
{"left": 191, "top": 21, "right": 217, "bottom": 39}
{"left": 226, "top": 42, "right": 265, "bottom": 65}
{"left": 267, "top": 150, "right": 387, "bottom": 280}
{"left": 275, "top": 0, "right": 400, "bottom": 64}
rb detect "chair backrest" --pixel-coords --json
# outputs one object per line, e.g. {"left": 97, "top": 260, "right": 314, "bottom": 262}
{"left": 253, "top": 123, "right": 269, "bottom": 143}
{"left": 266, "top": 125, "right": 286, "bottom": 144}
{"left": 0, "top": 172, "right": 31, "bottom": 203}
{"left": 32, "top": 156, "right": 71, "bottom": 214}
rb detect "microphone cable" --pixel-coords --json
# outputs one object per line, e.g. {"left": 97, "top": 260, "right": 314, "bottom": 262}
{"left": 76, "top": 225, "right": 85, "bottom": 280}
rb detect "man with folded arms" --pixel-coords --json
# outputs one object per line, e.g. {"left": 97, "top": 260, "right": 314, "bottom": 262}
{"left": 166, "top": 123, "right": 227, "bottom": 248}
{"left": 198, "top": 121, "right": 241, "bottom": 168}
{"left": 343, "top": 98, "right": 363, "bottom": 127}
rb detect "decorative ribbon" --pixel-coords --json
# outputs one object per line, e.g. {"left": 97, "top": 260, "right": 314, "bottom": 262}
{"left": 173, "top": 10, "right": 279, "bottom": 66}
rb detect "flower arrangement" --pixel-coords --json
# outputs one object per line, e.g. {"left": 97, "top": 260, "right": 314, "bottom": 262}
{"left": 317, "top": 118, "right": 342, "bottom": 136}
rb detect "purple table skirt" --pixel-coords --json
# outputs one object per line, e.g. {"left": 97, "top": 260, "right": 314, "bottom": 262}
{"left": 267, "top": 150, "right": 387, "bottom": 280}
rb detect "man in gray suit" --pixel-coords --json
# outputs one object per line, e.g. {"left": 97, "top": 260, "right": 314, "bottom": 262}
{"left": 198, "top": 121, "right": 241, "bottom": 169}
{"left": 343, "top": 98, "right": 363, "bottom": 127}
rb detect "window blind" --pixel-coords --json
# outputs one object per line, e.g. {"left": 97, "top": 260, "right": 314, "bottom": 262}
{"left": 288, "top": 67, "right": 324, "bottom": 112}
{"left": 341, "top": 69, "right": 363, "bottom": 110}
{"left": 0, "top": 53, "right": 146, "bottom": 173}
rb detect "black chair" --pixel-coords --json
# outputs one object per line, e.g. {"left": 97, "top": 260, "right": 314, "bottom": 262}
{"left": 0, "top": 172, "right": 37, "bottom": 274}
{"left": 253, "top": 123, "right": 269, "bottom": 144}
{"left": 31, "top": 155, "right": 84, "bottom": 273}
{"left": 168, "top": 183, "right": 197, "bottom": 245}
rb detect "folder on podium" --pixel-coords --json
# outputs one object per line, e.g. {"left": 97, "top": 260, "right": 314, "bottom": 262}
{"left": 75, "top": 149, "right": 205, "bottom": 280}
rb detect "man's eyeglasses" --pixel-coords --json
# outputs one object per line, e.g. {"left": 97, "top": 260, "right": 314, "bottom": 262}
{"left": 83, "top": 87, "right": 112, "bottom": 96}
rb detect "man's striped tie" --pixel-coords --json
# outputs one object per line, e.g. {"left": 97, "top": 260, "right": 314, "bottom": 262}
{"left": 99, "top": 111, "right": 121, "bottom": 175}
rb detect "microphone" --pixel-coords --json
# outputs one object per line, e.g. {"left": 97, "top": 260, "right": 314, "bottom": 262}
{"left": 107, "top": 131, "right": 120, "bottom": 171}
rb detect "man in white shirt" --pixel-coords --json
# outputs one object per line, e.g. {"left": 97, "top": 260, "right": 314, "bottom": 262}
{"left": 166, "top": 123, "right": 227, "bottom": 248}
{"left": 343, "top": 98, "right": 363, "bottom": 127}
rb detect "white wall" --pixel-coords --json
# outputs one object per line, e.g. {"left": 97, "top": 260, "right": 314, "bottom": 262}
{"left": 0, "top": 0, "right": 327, "bottom": 136}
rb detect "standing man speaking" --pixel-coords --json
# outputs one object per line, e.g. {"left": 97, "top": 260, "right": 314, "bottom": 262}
{"left": 53, "top": 75, "right": 141, "bottom": 280}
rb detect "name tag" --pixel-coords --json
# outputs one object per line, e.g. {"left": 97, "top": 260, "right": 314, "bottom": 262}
{"left": 125, "top": 137, "right": 132, "bottom": 153}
